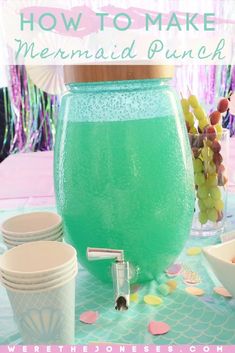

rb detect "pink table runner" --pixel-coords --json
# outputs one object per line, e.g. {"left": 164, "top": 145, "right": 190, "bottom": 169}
{"left": 0, "top": 138, "right": 235, "bottom": 210}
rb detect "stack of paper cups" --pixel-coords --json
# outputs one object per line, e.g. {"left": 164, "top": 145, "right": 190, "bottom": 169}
{"left": 1, "top": 212, "right": 63, "bottom": 249}
{"left": 0, "top": 241, "right": 78, "bottom": 344}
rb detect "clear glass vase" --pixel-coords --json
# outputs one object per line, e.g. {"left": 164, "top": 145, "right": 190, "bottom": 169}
{"left": 190, "top": 128, "right": 230, "bottom": 237}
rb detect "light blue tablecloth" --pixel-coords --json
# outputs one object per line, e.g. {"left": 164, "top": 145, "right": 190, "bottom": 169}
{"left": 1, "top": 195, "right": 235, "bottom": 345}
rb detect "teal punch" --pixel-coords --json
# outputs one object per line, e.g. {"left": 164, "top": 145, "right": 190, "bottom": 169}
{"left": 54, "top": 76, "right": 194, "bottom": 283}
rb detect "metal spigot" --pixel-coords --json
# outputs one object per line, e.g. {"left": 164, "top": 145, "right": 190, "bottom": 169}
{"left": 87, "top": 248, "right": 130, "bottom": 311}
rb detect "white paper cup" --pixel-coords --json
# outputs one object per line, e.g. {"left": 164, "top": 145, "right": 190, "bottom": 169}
{"left": 3, "top": 236, "right": 64, "bottom": 250}
{"left": 3, "top": 267, "right": 77, "bottom": 292}
{"left": 2, "top": 226, "right": 64, "bottom": 241}
{"left": 1, "top": 258, "right": 77, "bottom": 285}
{"left": 3, "top": 232, "right": 64, "bottom": 246}
{"left": 3, "top": 231, "right": 63, "bottom": 242}
{"left": 5, "top": 272, "right": 77, "bottom": 344}
{"left": 1, "top": 212, "right": 62, "bottom": 237}
{"left": 1, "top": 265, "right": 77, "bottom": 291}
{"left": 0, "top": 241, "right": 76, "bottom": 278}
{"left": 2, "top": 226, "right": 63, "bottom": 242}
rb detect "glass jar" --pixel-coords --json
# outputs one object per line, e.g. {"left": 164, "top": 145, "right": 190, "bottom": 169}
{"left": 54, "top": 66, "right": 195, "bottom": 283}
{"left": 190, "top": 128, "right": 230, "bottom": 237}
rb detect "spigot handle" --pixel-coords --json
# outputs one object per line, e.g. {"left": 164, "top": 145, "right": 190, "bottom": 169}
{"left": 87, "top": 248, "right": 124, "bottom": 262}
{"left": 87, "top": 247, "right": 130, "bottom": 311}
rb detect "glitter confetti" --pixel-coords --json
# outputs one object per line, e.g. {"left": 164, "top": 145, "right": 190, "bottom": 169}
{"left": 80, "top": 311, "right": 99, "bottom": 324}
{"left": 185, "top": 287, "right": 205, "bottom": 296}
{"left": 148, "top": 321, "right": 170, "bottom": 335}
{"left": 214, "top": 287, "right": 232, "bottom": 298}
{"left": 187, "top": 247, "right": 202, "bottom": 256}
{"left": 144, "top": 295, "right": 163, "bottom": 306}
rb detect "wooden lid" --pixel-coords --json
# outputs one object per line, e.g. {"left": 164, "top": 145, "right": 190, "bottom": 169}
{"left": 64, "top": 65, "right": 174, "bottom": 84}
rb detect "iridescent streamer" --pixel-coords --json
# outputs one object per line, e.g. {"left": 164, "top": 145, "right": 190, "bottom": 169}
{"left": 3, "top": 66, "right": 60, "bottom": 158}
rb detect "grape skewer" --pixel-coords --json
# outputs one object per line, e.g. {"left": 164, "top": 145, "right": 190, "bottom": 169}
{"left": 180, "top": 93, "right": 229, "bottom": 225}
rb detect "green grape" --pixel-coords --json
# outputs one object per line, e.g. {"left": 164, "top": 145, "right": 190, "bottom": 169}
{"left": 210, "top": 186, "right": 221, "bottom": 200}
{"left": 194, "top": 107, "right": 206, "bottom": 121}
{"left": 206, "top": 175, "right": 218, "bottom": 187}
{"left": 189, "top": 127, "right": 198, "bottom": 135}
{"left": 208, "top": 147, "right": 214, "bottom": 162}
{"left": 199, "top": 119, "right": 209, "bottom": 131}
{"left": 207, "top": 162, "right": 216, "bottom": 175}
{"left": 185, "top": 112, "right": 194, "bottom": 126}
{"left": 214, "top": 199, "right": 224, "bottom": 212}
{"left": 198, "top": 199, "right": 206, "bottom": 212}
{"left": 181, "top": 98, "right": 190, "bottom": 113}
{"left": 189, "top": 95, "right": 199, "bottom": 109}
{"left": 215, "top": 124, "right": 223, "bottom": 140}
{"left": 203, "top": 196, "right": 214, "bottom": 209}
{"left": 207, "top": 208, "right": 218, "bottom": 222}
{"left": 201, "top": 147, "right": 208, "bottom": 161}
{"left": 197, "top": 185, "right": 208, "bottom": 199}
{"left": 201, "top": 146, "right": 213, "bottom": 163}
{"left": 193, "top": 158, "right": 203, "bottom": 173}
{"left": 194, "top": 173, "right": 205, "bottom": 186}
{"left": 199, "top": 212, "right": 208, "bottom": 225}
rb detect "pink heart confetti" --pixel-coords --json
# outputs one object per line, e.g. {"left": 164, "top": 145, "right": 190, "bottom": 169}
{"left": 148, "top": 321, "right": 170, "bottom": 336}
{"left": 80, "top": 311, "right": 99, "bottom": 325}
{"left": 214, "top": 287, "right": 232, "bottom": 298}
{"left": 166, "top": 263, "right": 182, "bottom": 276}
